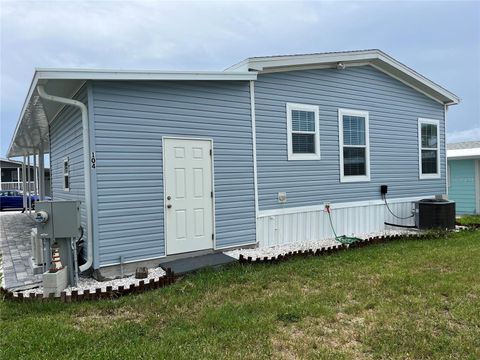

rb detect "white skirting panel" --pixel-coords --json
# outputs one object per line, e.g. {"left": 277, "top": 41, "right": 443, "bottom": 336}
{"left": 257, "top": 199, "right": 417, "bottom": 248}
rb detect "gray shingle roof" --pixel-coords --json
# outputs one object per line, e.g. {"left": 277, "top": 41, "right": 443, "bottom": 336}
{"left": 447, "top": 141, "right": 480, "bottom": 150}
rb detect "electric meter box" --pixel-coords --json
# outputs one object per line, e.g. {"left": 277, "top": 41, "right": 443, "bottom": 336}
{"left": 35, "top": 201, "right": 81, "bottom": 239}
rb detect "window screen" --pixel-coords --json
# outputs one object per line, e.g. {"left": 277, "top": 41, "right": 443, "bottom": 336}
{"left": 63, "top": 159, "right": 70, "bottom": 191}
{"left": 420, "top": 122, "right": 439, "bottom": 175}
{"left": 291, "top": 110, "right": 316, "bottom": 154}
{"left": 342, "top": 114, "right": 367, "bottom": 177}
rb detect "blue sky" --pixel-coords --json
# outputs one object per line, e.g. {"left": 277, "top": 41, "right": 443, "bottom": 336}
{"left": 1, "top": 0, "right": 479, "bottom": 158}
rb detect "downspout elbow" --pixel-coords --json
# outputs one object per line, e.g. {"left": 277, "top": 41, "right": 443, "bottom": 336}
{"left": 37, "top": 85, "right": 93, "bottom": 273}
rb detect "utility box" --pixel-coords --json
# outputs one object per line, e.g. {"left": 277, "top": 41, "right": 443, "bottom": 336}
{"left": 34, "top": 200, "right": 82, "bottom": 289}
{"left": 35, "top": 201, "right": 81, "bottom": 239}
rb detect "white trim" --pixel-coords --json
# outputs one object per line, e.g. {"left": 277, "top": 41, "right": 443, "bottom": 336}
{"left": 162, "top": 136, "right": 216, "bottom": 255}
{"left": 226, "top": 49, "right": 459, "bottom": 104}
{"left": 214, "top": 240, "right": 258, "bottom": 251}
{"left": 249, "top": 81, "right": 259, "bottom": 217}
{"left": 257, "top": 195, "right": 434, "bottom": 218}
{"left": 444, "top": 105, "right": 448, "bottom": 193}
{"left": 7, "top": 70, "right": 257, "bottom": 158}
{"left": 476, "top": 160, "right": 480, "bottom": 214}
{"left": 447, "top": 148, "right": 480, "bottom": 159}
{"left": 418, "top": 118, "right": 441, "bottom": 179}
{"left": 63, "top": 157, "right": 70, "bottom": 191}
{"left": 35, "top": 68, "right": 257, "bottom": 81}
{"left": 286, "top": 102, "right": 321, "bottom": 161}
{"left": 258, "top": 62, "right": 370, "bottom": 74}
{"left": 370, "top": 63, "right": 446, "bottom": 105}
{"left": 338, "top": 108, "right": 370, "bottom": 182}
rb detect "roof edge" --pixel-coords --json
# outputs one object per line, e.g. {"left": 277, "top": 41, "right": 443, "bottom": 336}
{"left": 226, "top": 49, "right": 459, "bottom": 105}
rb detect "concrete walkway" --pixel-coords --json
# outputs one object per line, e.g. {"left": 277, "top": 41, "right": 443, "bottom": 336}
{"left": 0, "top": 211, "right": 41, "bottom": 290}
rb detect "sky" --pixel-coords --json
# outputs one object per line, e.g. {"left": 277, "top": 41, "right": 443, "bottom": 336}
{"left": 1, "top": 0, "right": 479, "bottom": 158}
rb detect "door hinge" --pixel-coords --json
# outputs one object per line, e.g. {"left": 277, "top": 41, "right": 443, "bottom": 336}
{"left": 209, "top": 149, "right": 212, "bottom": 156}
{"left": 211, "top": 191, "right": 213, "bottom": 198}
{"left": 212, "top": 234, "right": 214, "bottom": 240}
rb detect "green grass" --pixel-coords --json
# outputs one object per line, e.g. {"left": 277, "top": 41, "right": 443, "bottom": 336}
{"left": 458, "top": 215, "right": 480, "bottom": 226}
{"left": 1, "top": 231, "right": 479, "bottom": 359}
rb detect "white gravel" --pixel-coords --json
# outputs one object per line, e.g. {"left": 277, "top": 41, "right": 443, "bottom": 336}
{"left": 224, "top": 229, "right": 416, "bottom": 260}
{"left": 16, "top": 266, "right": 166, "bottom": 297}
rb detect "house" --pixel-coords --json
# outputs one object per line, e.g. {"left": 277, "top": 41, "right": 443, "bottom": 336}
{"left": 0, "top": 158, "right": 51, "bottom": 196}
{"left": 447, "top": 141, "right": 480, "bottom": 214}
{"left": 7, "top": 49, "right": 459, "bottom": 277}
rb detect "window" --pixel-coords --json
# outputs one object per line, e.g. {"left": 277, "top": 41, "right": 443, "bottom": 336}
{"left": 339, "top": 109, "right": 370, "bottom": 182}
{"left": 418, "top": 118, "right": 440, "bottom": 179}
{"left": 286, "top": 103, "right": 320, "bottom": 160}
{"left": 63, "top": 158, "right": 70, "bottom": 191}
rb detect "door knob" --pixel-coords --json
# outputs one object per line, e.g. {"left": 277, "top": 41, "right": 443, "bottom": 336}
{"left": 167, "top": 204, "right": 172, "bottom": 209}
{"left": 167, "top": 196, "right": 171, "bottom": 200}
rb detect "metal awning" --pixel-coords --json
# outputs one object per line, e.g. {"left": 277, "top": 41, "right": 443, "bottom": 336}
{"left": 7, "top": 69, "right": 257, "bottom": 158}
{"left": 8, "top": 76, "right": 86, "bottom": 157}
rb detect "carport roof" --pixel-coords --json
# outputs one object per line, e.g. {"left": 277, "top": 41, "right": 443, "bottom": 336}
{"left": 7, "top": 69, "right": 257, "bottom": 158}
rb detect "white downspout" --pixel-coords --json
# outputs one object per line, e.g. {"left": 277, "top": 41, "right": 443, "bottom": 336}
{"left": 37, "top": 85, "right": 93, "bottom": 272}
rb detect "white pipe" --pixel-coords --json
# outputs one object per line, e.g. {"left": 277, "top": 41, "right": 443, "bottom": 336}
{"left": 27, "top": 155, "right": 31, "bottom": 214}
{"left": 249, "top": 80, "right": 259, "bottom": 218}
{"left": 17, "top": 168, "right": 20, "bottom": 191}
{"left": 22, "top": 156, "right": 26, "bottom": 209}
{"left": 37, "top": 85, "right": 93, "bottom": 272}
{"left": 33, "top": 150, "right": 38, "bottom": 196}
{"left": 39, "top": 148, "right": 45, "bottom": 200}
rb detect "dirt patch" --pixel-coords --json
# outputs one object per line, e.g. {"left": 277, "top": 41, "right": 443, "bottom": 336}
{"left": 72, "top": 306, "right": 145, "bottom": 330}
{"left": 271, "top": 311, "right": 374, "bottom": 359}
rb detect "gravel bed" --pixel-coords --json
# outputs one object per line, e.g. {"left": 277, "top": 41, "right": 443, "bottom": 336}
{"left": 16, "top": 266, "right": 166, "bottom": 297}
{"left": 224, "top": 229, "right": 417, "bottom": 260}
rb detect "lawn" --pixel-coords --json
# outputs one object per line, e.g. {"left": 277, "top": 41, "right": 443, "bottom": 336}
{"left": 458, "top": 214, "right": 480, "bottom": 227}
{"left": 1, "top": 231, "right": 479, "bottom": 360}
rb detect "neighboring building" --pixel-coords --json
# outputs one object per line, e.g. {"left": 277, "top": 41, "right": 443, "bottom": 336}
{"left": 7, "top": 49, "right": 459, "bottom": 276}
{"left": 447, "top": 141, "right": 480, "bottom": 214}
{"left": 0, "top": 158, "right": 51, "bottom": 196}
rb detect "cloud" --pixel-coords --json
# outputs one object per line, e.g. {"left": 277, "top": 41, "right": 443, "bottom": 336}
{"left": 447, "top": 127, "right": 480, "bottom": 143}
{"left": 1, "top": 0, "right": 479, "bottom": 157}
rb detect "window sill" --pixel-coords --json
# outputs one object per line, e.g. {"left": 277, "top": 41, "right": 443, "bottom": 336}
{"left": 419, "top": 173, "right": 441, "bottom": 180}
{"left": 288, "top": 153, "right": 321, "bottom": 161}
{"left": 340, "top": 175, "right": 370, "bottom": 183}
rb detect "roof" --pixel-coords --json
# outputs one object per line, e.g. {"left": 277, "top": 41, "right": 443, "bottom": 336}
{"left": 447, "top": 141, "right": 480, "bottom": 159}
{"left": 226, "top": 49, "right": 459, "bottom": 105}
{"left": 7, "top": 69, "right": 257, "bottom": 158}
{"left": 447, "top": 141, "right": 480, "bottom": 150}
{"left": 447, "top": 141, "right": 480, "bottom": 160}
{"left": 7, "top": 49, "right": 459, "bottom": 158}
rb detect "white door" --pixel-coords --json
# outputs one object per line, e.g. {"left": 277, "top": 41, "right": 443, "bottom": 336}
{"left": 164, "top": 138, "right": 214, "bottom": 255}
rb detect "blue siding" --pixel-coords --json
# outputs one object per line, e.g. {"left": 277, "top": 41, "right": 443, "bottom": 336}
{"left": 49, "top": 86, "right": 88, "bottom": 251}
{"left": 448, "top": 159, "right": 477, "bottom": 214}
{"left": 254, "top": 65, "right": 446, "bottom": 210}
{"left": 91, "top": 80, "right": 255, "bottom": 266}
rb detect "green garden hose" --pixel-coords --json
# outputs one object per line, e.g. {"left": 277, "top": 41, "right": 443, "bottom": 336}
{"left": 326, "top": 205, "right": 362, "bottom": 245}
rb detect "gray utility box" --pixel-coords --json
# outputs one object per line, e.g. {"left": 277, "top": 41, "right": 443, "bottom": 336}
{"left": 35, "top": 201, "right": 81, "bottom": 239}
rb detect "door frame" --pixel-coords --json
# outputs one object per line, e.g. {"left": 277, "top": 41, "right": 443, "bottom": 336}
{"left": 162, "top": 136, "right": 216, "bottom": 255}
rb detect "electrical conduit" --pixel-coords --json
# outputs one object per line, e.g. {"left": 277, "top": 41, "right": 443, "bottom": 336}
{"left": 37, "top": 85, "right": 93, "bottom": 272}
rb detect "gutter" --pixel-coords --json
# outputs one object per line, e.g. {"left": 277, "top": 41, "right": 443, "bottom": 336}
{"left": 37, "top": 85, "right": 93, "bottom": 272}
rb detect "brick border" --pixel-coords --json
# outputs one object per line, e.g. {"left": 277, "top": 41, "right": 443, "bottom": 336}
{"left": 0, "top": 268, "right": 176, "bottom": 303}
{"left": 238, "top": 232, "right": 448, "bottom": 265}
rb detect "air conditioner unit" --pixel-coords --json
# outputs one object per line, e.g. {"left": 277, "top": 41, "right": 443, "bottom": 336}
{"left": 415, "top": 199, "right": 456, "bottom": 230}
